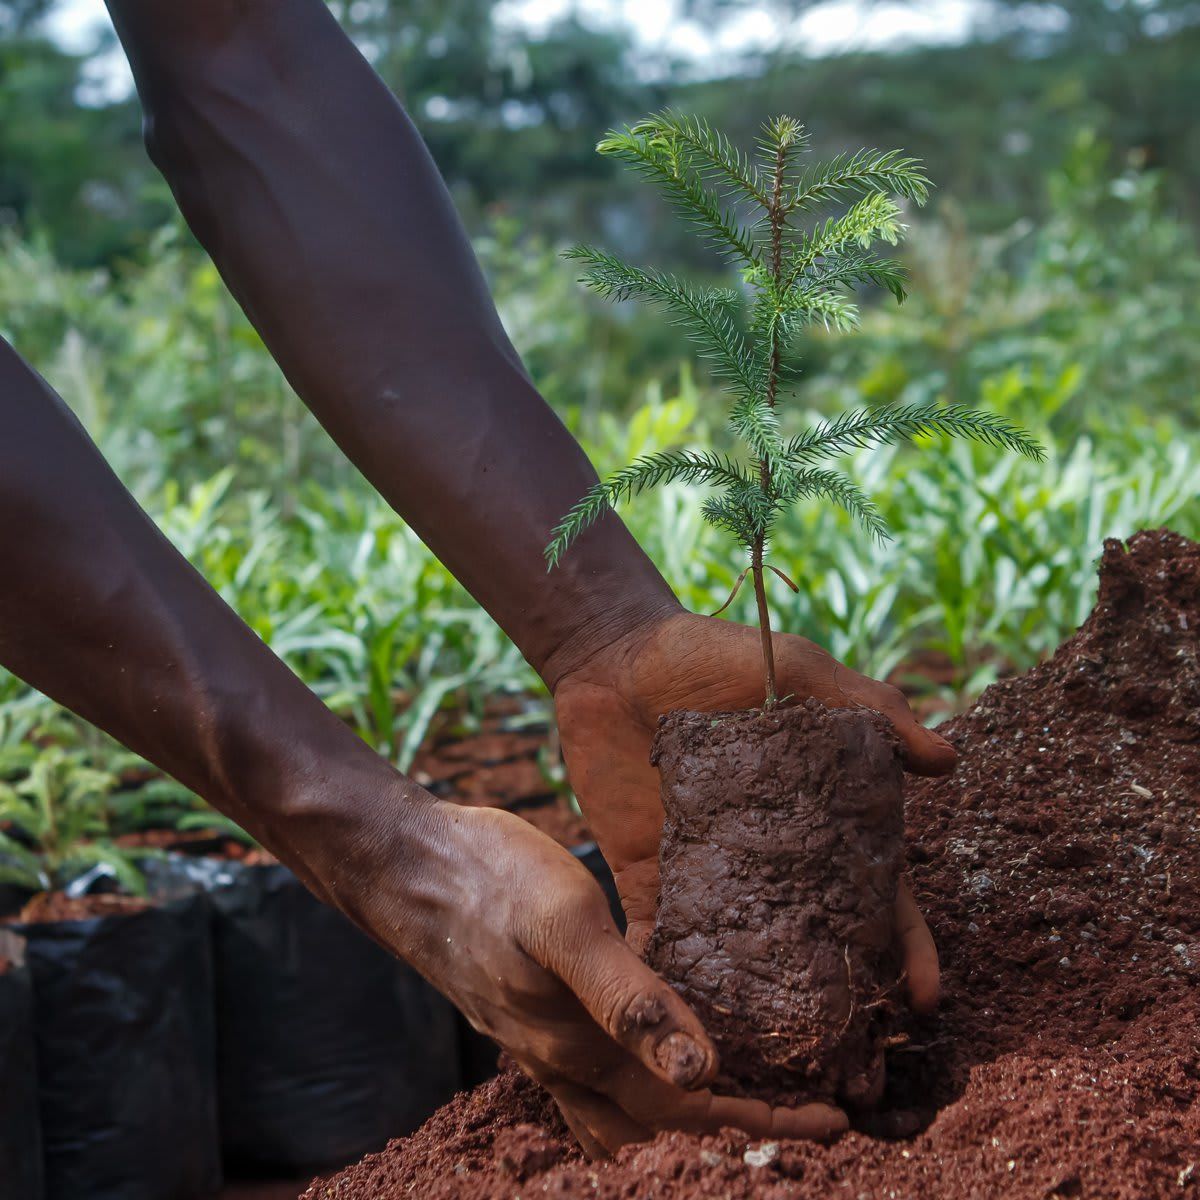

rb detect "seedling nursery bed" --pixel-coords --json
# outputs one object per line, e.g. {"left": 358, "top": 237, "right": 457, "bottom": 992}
{"left": 303, "top": 529, "right": 1200, "bottom": 1200}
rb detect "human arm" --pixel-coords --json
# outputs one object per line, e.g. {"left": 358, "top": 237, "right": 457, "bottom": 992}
{"left": 0, "top": 335, "right": 845, "bottom": 1152}
{"left": 101, "top": 0, "right": 952, "bottom": 1141}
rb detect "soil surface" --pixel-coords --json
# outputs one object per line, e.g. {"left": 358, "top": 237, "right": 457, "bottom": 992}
{"left": 9, "top": 891, "right": 152, "bottom": 923}
{"left": 306, "top": 530, "right": 1200, "bottom": 1200}
{"left": 647, "top": 702, "right": 904, "bottom": 1107}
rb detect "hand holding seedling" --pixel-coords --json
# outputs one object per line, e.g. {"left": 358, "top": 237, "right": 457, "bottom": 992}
{"left": 0, "top": 338, "right": 848, "bottom": 1156}
{"left": 0, "top": 0, "right": 1038, "bottom": 1155}
{"left": 555, "top": 610, "right": 951, "bottom": 1010}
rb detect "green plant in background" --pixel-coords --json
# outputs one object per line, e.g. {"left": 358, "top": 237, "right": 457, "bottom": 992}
{"left": 0, "top": 134, "right": 1196, "bottom": 820}
{"left": 0, "top": 747, "right": 146, "bottom": 894}
{"left": 546, "top": 113, "right": 1044, "bottom": 704}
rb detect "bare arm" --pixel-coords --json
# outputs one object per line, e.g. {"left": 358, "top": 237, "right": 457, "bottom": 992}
{"left": 0, "top": 339, "right": 839, "bottom": 1155}
{"left": 104, "top": 0, "right": 681, "bottom": 690}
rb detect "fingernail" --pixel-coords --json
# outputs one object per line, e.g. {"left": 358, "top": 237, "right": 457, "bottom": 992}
{"left": 654, "top": 1032, "right": 709, "bottom": 1088}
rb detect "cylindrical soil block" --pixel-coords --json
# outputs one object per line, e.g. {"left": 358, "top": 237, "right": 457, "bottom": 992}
{"left": 0, "top": 930, "right": 44, "bottom": 1200}
{"left": 14, "top": 896, "right": 221, "bottom": 1200}
{"left": 645, "top": 699, "right": 905, "bottom": 1108}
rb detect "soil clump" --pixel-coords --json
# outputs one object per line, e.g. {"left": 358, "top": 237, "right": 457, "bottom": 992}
{"left": 647, "top": 702, "right": 904, "bottom": 1107}
{"left": 307, "top": 529, "right": 1200, "bottom": 1199}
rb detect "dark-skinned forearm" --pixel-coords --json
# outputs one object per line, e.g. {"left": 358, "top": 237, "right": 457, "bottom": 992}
{"left": 104, "top": 0, "right": 680, "bottom": 690}
{"left": 0, "top": 337, "right": 427, "bottom": 896}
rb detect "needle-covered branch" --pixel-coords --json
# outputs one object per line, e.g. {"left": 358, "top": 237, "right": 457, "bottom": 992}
{"left": 547, "top": 112, "right": 1042, "bottom": 705}
{"left": 783, "top": 403, "right": 1048, "bottom": 464}
{"left": 596, "top": 125, "right": 762, "bottom": 264}
{"left": 545, "top": 450, "right": 750, "bottom": 568}
{"left": 563, "top": 247, "right": 760, "bottom": 400}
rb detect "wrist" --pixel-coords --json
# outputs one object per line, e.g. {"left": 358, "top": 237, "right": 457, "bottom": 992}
{"left": 539, "top": 589, "right": 683, "bottom": 695}
{"left": 195, "top": 676, "right": 431, "bottom": 886}
{"left": 249, "top": 723, "right": 452, "bottom": 952}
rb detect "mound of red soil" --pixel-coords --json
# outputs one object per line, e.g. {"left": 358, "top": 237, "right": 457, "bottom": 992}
{"left": 306, "top": 529, "right": 1200, "bottom": 1200}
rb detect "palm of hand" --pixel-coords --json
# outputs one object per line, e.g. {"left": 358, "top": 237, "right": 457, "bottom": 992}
{"left": 554, "top": 611, "right": 954, "bottom": 1008}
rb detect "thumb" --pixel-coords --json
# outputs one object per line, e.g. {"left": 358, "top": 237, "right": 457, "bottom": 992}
{"left": 543, "top": 914, "right": 719, "bottom": 1090}
{"left": 845, "top": 674, "right": 957, "bottom": 777}
{"left": 894, "top": 716, "right": 957, "bottom": 777}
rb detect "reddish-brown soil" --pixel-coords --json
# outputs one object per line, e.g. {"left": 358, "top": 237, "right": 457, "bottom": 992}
{"left": 306, "top": 529, "right": 1200, "bottom": 1200}
{"left": 648, "top": 703, "right": 905, "bottom": 1108}
{"left": 115, "top": 827, "right": 278, "bottom": 865}
{"left": 115, "top": 827, "right": 232, "bottom": 852}
{"left": 11, "top": 892, "right": 152, "bottom": 924}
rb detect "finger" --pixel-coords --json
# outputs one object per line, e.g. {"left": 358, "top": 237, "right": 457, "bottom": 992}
{"left": 896, "top": 877, "right": 940, "bottom": 1013}
{"left": 595, "top": 1059, "right": 847, "bottom": 1142}
{"left": 841, "top": 672, "right": 957, "bottom": 777}
{"left": 681, "top": 1088, "right": 847, "bottom": 1141}
{"left": 612, "top": 859, "right": 659, "bottom": 956}
{"left": 623, "top": 916, "right": 654, "bottom": 957}
{"left": 540, "top": 918, "right": 719, "bottom": 1091}
{"left": 896, "top": 720, "right": 957, "bottom": 777}
{"left": 548, "top": 1081, "right": 652, "bottom": 1157}
{"left": 546, "top": 1087, "right": 616, "bottom": 1159}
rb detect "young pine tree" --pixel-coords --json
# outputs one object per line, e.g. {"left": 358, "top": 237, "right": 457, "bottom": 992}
{"left": 545, "top": 113, "right": 1043, "bottom": 707}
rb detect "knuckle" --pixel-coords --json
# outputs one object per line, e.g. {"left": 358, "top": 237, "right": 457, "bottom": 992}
{"left": 608, "top": 986, "right": 670, "bottom": 1041}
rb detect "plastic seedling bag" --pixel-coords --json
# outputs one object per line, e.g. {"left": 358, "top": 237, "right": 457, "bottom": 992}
{"left": 149, "top": 854, "right": 463, "bottom": 1172}
{"left": 12, "top": 895, "right": 220, "bottom": 1200}
{"left": 0, "top": 929, "right": 43, "bottom": 1200}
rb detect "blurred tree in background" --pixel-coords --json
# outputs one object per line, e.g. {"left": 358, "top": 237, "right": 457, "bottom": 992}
{"left": 0, "top": 0, "right": 171, "bottom": 263}
{"left": 329, "top": 0, "right": 656, "bottom": 210}
{"left": 2, "top": 0, "right": 1198, "bottom": 265}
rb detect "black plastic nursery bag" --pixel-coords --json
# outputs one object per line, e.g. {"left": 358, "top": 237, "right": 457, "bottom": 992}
{"left": 200, "top": 860, "right": 462, "bottom": 1171}
{"left": 0, "top": 930, "right": 43, "bottom": 1200}
{"left": 13, "top": 895, "right": 220, "bottom": 1200}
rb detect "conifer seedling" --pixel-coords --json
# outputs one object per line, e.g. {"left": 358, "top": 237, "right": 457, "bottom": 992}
{"left": 546, "top": 113, "right": 1044, "bottom": 705}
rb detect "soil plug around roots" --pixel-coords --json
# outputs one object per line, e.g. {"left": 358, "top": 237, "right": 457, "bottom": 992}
{"left": 645, "top": 699, "right": 905, "bottom": 1108}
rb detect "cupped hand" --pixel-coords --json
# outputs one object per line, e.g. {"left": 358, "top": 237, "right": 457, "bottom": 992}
{"left": 553, "top": 609, "right": 956, "bottom": 1012}
{"left": 325, "top": 797, "right": 846, "bottom": 1157}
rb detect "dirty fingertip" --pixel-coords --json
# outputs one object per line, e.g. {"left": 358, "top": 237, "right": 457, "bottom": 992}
{"left": 781, "top": 1103, "right": 849, "bottom": 1140}
{"left": 906, "top": 966, "right": 941, "bottom": 1014}
{"left": 653, "top": 1030, "right": 716, "bottom": 1089}
{"left": 905, "top": 726, "right": 957, "bottom": 776}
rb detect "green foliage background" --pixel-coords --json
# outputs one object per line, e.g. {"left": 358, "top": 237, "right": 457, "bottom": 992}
{"left": 0, "top": 0, "right": 1198, "bottom": 842}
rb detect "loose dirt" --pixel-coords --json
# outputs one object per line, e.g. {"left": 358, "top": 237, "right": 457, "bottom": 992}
{"left": 11, "top": 892, "right": 152, "bottom": 924}
{"left": 307, "top": 529, "right": 1199, "bottom": 1199}
{"left": 648, "top": 703, "right": 905, "bottom": 1108}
